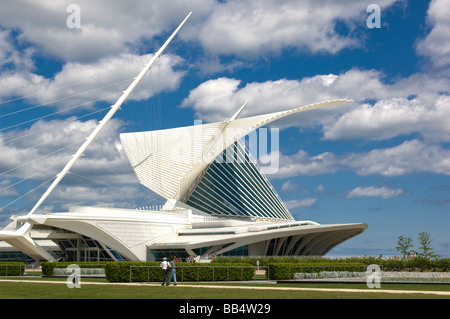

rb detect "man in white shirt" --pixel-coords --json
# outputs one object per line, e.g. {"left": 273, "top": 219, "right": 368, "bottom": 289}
{"left": 159, "top": 257, "right": 170, "bottom": 286}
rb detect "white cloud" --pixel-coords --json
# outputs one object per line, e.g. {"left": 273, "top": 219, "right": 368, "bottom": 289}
{"left": 0, "top": 0, "right": 402, "bottom": 63}
{"left": 0, "top": 114, "right": 166, "bottom": 212}
{"left": 271, "top": 139, "right": 450, "bottom": 178}
{"left": 182, "top": 69, "right": 450, "bottom": 143}
{"left": 181, "top": 73, "right": 356, "bottom": 122}
{"left": 0, "top": 30, "right": 35, "bottom": 70}
{"left": 45, "top": 184, "right": 155, "bottom": 211}
{"left": 0, "top": 53, "right": 185, "bottom": 110}
{"left": 416, "top": 0, "right": 450, "bottom": 70}
{"left": 281, "top": 180, "right": 297, "bottom": 192}
{"left": 342, "top": 139, "right": 450, "bottom": 177}
{"left": 0, "top": 116, "right": 136, "bottom": 195}
{"left": 0, "top": 0, "right": 208, "bottom": 62}
{"left": 275, "top": 150, "right": 338, "bottom": 177}
{"left": 0, "top": 180, "right": 20, "bottom": 198}
{"left": 324, "top": 95, "right": 450, "bottom": 142}
{"left": 0, "top": 2, "right": 189, "bottom": 112}
{"left": 197, "top": 0, "right": 399, "bottom": 56}
{"left": 285, "top": 198, "right": 317, "bottom": 209}
{"left": 347, "top": 186, "right": 404, "bottom": 199}
{"left": 316, "top": 184, "right": 325, "bottom": 192}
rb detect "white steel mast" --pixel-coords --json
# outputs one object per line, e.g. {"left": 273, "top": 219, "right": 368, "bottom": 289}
{"left": 27, "top": 12, "right": 192, "bottom": 216}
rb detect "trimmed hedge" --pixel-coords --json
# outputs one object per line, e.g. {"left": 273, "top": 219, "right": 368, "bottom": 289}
{"left": 267, "top": 262, "right": 365, "bottom": 280}
{"left": 104, "top": 261, "right": 255, "bottom": 282}
{"left": 213, "top": 256, "right": 450, "bottom": 272}
{"left": 41, "top": 262, "right": 111, "bottom": 276}
{"left": 0, "top": 262, "right": 25, "bottom": 276}
{"left": 342, "top": 256, "right": 450, "bottom": 272}
{"left": 212, "top": 256, "right": 333, "bottom": 265}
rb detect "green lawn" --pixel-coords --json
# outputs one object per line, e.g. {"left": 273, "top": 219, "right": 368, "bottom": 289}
{"left": 0, "top": 277, "right": 449, "bottom": 299}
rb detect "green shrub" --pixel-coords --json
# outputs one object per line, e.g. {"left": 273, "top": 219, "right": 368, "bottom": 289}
{"left": 267, "top": 262, "right": 365, "bottom": 280}
{"left": 104, "top": 262, "right": 155, "bottom": 282}
{"left": 0, "top": 262, "right": 25, "bottom": 276}
{"left": 212, "top": 256, "right": 331, "bottom": 266}
{"left": 407, "top": 256, "right": 431, "bottom": 272}
{"left": 435, "top": 258, "right": 450, "bottom": 272}
{"left": 213, "top": 256, "right": 450, "bottom": 273}
{"left": 104, "top": 262, "right": 255, "bottom": 282}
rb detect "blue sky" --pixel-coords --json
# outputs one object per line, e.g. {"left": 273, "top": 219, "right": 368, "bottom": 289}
{"left": 0, "top": 0, "right": 449, "bottom": 257}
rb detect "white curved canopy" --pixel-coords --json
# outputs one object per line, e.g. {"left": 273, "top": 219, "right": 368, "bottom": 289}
{"left": 120, "top": 99, "right": 352, "bottom": 201}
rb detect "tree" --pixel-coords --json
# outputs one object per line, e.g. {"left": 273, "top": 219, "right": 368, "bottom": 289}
{"left": 418, "top": 232, "right": 440, "bottom": 259}
{"left": 395, "top": 235, "right": 413, "bottom": 256}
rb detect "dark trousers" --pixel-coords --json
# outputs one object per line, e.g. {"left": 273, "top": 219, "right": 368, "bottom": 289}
{"left": 162, "top": 269, "right": 168, "bottom": 285}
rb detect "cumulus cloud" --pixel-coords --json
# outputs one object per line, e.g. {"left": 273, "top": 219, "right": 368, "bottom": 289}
{"left": 285, "top": 198, "right": 317, "bottom": 209}
{"left": 347, "top": 186, "right": 404, "bottom": 199}
{"left": 416, "top": 0, "right": 450, "bottom": 70}
{"left": 342, "top": 139, "right": 450, "bottom": 177}
{"left": 271, "top": 139, "right": 450, "bottom": 178}
{"left": 43, "top": 184, "right": 156, "bottom": 212}
{"left": 1, "top": 116, "right": 135, "bottom": 177}
{"left": 181, "top": 74, "right": 355, "bottom": 122}
{"left": 0, "top": 0, "right": 401, "bottom": 74}
{"left": 324, "top": 95, "right": 450, "bottom": 142}
{"left": 275, "top": 150, "right": 338, "bottom": 177}
{"left": 196, "top": 0, "right": 399, "bottom": 56}
{"left": 281, "top": 180, "right": 297, "bottom": 192}
{"left": 0, "top": 0, "right": 207, "bottom": 62}
{"left": 0, "top": 2, "right": 190, "bottom": 114}
{"left": 0, "top": 30, "right": 35, "bottom": 71}
{"left": 0, "top": 116, "right": 148, "bottom": 212}
{"left": 0, "top": 53, "right": 185, "bottom": 111}
{"left": 0, "top": 180, "right": 20, "bottom": 198}
{"left": 182, "top": 69, "right": 450, "bottom": 143}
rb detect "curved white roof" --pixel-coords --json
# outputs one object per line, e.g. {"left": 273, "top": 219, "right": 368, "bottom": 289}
{"left": 120, "top": 99, "right": 352, "bottom": 202}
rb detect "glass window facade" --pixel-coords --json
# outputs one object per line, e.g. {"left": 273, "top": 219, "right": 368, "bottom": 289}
{"left": 186, "top": 141, "right": 292, "bottom": 221}
{"left": 150, "top": 249, "right": 189, "bottom": 260}
{"left": 56, "top": 236, "right": 127, "bottom": 262}
{"left": 221, "top": 245, "right": 248, "bottom": 257}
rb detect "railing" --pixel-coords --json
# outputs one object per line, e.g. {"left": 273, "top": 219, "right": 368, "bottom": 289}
{"left": 289, "top": 265, "right": 450, "bottom": 283}
{"left": 53, "top": 267, "right": 106, "bottom": 277}
{"left": 288, "top": 264, "right": 365, "bottom": 278}
{"left": 129, "top": 265, "right": 261, "bottom": 283}
{"left": 52, "top": 264, "right": 107, "bottom": 277}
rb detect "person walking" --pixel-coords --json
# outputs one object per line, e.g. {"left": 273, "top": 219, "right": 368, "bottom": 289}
{"left": 160, "top": 257, "right": 170, "bottom": 286}
{"left": 167, "top": 257, "right": 177, "bottom": 286}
